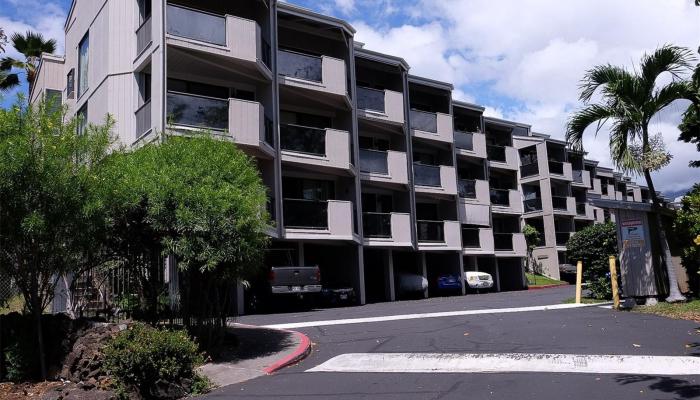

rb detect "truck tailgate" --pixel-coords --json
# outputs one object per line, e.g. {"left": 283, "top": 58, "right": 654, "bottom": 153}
{"left": 270, "top": 266, "right": 320, "bottom": 287}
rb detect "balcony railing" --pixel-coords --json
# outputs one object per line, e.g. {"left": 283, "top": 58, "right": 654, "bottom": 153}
{"left": 410, "top": 109, "right": 438, "bottom": 133}
{"left": 576, "top": 203, "right": 587, "bottom": 216}
{"left": 552, "top": 196, "right": 569, "bottom": 210}
{"left": 573, "top": 169, "right": 584, "bottom": 183}
{"left": 494, "top": 233, "right": 514, "bottom": 251}
{"left": 280, "top": 124, "right": 326, "bottom": 156}
{"left": 523, "top": 197, "right": 542, "bottom": 213}
{"left": 458, "top": 179, "right": 477, "bottom": 199}
{"left": 278, "top": 49, "right": 322, "bottom": 83}
{"left": 357, "top": 87, "right": 386, "bottom": 113}
{"left": 362, "top": 212, "right": 392, "bottom": 238}
{"left": 487, "top": 145, "right": 507, "bottom": 162}
{"left": 520, "top": 162, "right": 539, "bottom": 178}
{"left": 490, "top": 189, "right": 510, "bottom": 206}
{"left": 462, "top": 228, "right": 480, "bottom": 248}
{"left": 135, "top": 100, "right": 151, "bottom": 138}
{"left": 261, "top": 37, "right": 272, "bottom": 69}
{"left": 414, "top": 164, "right": 441, "bottom": 187}
{"left": 283, "top": 199, "right": 328, "bottom": 229}
{"left": 167, "top": 91, "right": 228, "bottom": 130}
{"left": 556, "top": 232, "right": 571, "bottom": 246}
{"left": 264, "top": 115, "right": 274, "bottom": 147}
{"left": 359, "top": 149, "right": 389, "bottom": 175}
{"left": 166, "top": 4, "right": 226, "bottom": 46}
{"left": 454, "top": 131, "right": 474, "bottom": 151}
{"left": 136, "top": 17, "right": 152, "bottom": 55}
{"left": 417, "top": 220, "right": 444, "bottom": 242}
{"left": 549, "top": 160, "right": 565, "bottom": 175}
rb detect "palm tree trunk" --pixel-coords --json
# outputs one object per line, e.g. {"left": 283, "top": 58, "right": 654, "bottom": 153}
{"left": 642, "top": 169, "right": 685, "bottom": 302}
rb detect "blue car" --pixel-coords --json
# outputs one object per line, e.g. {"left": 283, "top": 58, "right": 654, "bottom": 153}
{"left": 436, "top": 274, "right": 462, "bottom": 291}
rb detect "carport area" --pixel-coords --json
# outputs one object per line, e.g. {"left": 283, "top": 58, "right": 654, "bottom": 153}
{"left": 392, "top": 250, "right": 425, "bottom": 300}
{"left": 363, "top": 248, "right": 394, "bottom": 303}
{"left": 465, "top": 256, "right": 499, "bottom": 292}
{"left": 304, "top": 242, "right": 363, "bottom": 304}
{"left": 425, "top": 252, "right": 464, "bottom": 297}
{"left": 497, "top": 257, "right": 526, "bottom": 291}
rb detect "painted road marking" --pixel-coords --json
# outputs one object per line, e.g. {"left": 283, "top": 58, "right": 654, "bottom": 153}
{"left": 306, "top": 353, "right": 700, "bottom": 375}
{"left": 263, "top": 302, "right": 610, "bottom": 329}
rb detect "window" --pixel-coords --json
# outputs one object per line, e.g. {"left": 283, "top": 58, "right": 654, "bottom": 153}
{"left": 78, "top": 34, "right": 89, "bottom": 98}
{"left": 46, "top": 89, "right": 62, "bottom": 114}
{"left": 76, "top": 104, "right": 88, "bottom": 135}
{"left": 66, "top": 69, "right": 75, "bottom": 99}
{"left": 138, "top": 0, "right": 152, "bottom": 22}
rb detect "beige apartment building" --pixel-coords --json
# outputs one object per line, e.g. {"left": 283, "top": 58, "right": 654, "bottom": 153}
{"left": 31, "top": 0, "right": 670, "bottom": 309}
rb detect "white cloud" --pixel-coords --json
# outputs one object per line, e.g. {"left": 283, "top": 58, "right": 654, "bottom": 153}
{"left": 334, "top": 0, "right": 356, "bottom": 15}
{"left": 348, "top": 0, "right": 700, "bottom": 192}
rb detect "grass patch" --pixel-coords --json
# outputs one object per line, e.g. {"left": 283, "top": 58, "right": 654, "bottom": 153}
{"left": 634, "top": 299, "right": 700, "bottom": 323}
{"left": 526, "top": 273, "right": 567, "bottom": 286}
{"left": 562, "top": 297, "right": 608, "bottom": 304}
{"left": 0, "top": 295, "right": 25, "bottom": 315}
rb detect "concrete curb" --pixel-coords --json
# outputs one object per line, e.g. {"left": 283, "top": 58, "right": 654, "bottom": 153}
{"left": 527, "top": 283, "right": 569, "bottom": 290}
{"left": 263, "top": 330, "right": 312, "bottom": 374}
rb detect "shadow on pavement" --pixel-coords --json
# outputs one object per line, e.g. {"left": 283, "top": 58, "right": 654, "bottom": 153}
{"left": 616, "top": 375, "right": 700, "bottom": 399}
{"left": 211, "top": 326, "right": 295, "bottom": 363}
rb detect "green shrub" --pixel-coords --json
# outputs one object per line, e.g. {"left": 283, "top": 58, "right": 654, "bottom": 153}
{"left": 566, "top": 222, "right": 618, "bottom": 300}
{"left": 103, "top": 323, "right": 205, "bottom": 398}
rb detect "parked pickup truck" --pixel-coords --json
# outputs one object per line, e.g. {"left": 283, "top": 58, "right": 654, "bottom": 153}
{"left": 269, "top": 266, "right": 322, "bottom": 295}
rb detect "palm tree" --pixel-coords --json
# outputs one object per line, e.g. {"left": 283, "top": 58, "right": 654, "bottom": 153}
{"left": 566, "top": 45, "right": 696, "bottom": 302}
{"left": 0, "top": 31, "right": 57, "bottom": 93}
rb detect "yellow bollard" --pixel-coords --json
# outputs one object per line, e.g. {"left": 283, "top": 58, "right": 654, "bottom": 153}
{"left": 575, "top": 260, "right": 583, "bottom": 304}
{"left": 608, "top": 256, "right": 620, "bottom": 310}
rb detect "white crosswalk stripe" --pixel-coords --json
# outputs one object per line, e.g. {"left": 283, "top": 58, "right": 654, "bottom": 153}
{"left": 306, "top": 353, "right": 700, "bottom": 376}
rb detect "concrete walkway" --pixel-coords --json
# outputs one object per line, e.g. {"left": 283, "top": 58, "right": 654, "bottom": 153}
{"left": 198, "top": 324, "right": 311, "bottom": 388}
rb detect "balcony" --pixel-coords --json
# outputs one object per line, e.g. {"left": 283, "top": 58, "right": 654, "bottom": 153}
{"left": 556, "top": 232, "right": 572, "bottom": 247}
{"left": 359, "top": 149, "right": 408, "bottom": 186}
{"left": 278, "top": 49, "right": 347, "bottom": 98}
{"left": 493, "top": 233, "right": 527, "bottom": 256}
{"left": 455, "top": 131, "right": 487, "bottom": 158}
{"left": 414, "top": 164, "right": 457, "bottom": 196}
{"left": 283, "top": 199, "right": 355, "bottom": 241}
{"left": 459, "top": 179, "right": 490, "bottom": 203}
{"left": 362, "top": 212, "right": 412, "bottom": 247}
{"left": 548, "top": 160, "right": 573, "bottom": 180}
{"left": 135, "top": 100, "right": 152, "bottom": 138}
{"left": 572, "top": 169, "right": 591, "bottom": 187}
{"left": 575, "top": 202, "right": 594, "bottom": 220}
{"left": 462, "top": 227, "right": 495, "bottom": 255}
{"left": 590, "top": 178, "right": 602, "bottom": 195}
{"left": 520, "top": 162, "right": 539, "bottom": 178}
{"left": 523, "top": 198, "right": 543, "bottom": 213}
{"left": 491, "top": 189, "right": 523, "bottom": 214}
{"left": 357, "top": 87, "right": 404, "bottom": 125}
{"left": 552, "top": 195, "right": 576, "bottom": 215}
{"left": 487, "top": 145, "right": 519, "bottom": 170}
{"left": 417, "top": 220, "right": 461, "bottom": 251}
{"left": 280, "top": 124, "right": 351, "bottom": 173}
{"left": 136, "top": 17, "right": 152, "bottom": 57}
{"left": 166, "top": 4, "right": 271, "bottom": 78}
{"left": 166, "top": 92, "right": 274, "bottom": 157}
{"left": 410, "top": 110, "right": 454, "bottom": 143}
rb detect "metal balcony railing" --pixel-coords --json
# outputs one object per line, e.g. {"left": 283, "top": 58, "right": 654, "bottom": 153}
{"left": 278, "top": 49, "right": 322, "bottom": 83}
{"left": 454, "top": 131, "right": 474, "bottom": 151}
{"left": 576, "top": 203, "right": 587, "bottom": 216}
{"left": 417, "top": 220, "right": 445, "bottom": 242}
{"left": 458, "top": 179, "right": 477, "bottom": 199}
{"left": 414, "top": 164, "right": 441, "bottom": 187}
{"left": 166, "top": 91, "right": 228, "bottom": 130}
{"left": 135, "top": 100, "right": 151, "bottom": 138}
{"left": 487, "top": 145, "right": 507, "bottom": 162}
{"left": 261, "top": 37, "right": 272, "bottom": 69}
{"left": 462, "top": 228, "right": 480, "bottom": 248}
{"left": 357, "top": 87, "right": 386, "bottom": 113}
{"left": 520, "top": 162, "right": 539, "bottom": 178}
{"left": 549, "top": 160, "right": 564, "bottom": 175}
{"left": 362, "top": 212, "right": 392, "bottom": 238}
{"left": 573, "top": 169, "right": 584, "bottom": 183}
{"left": 167, "top": 4, "right": 226, "bottom": 46}
{"left": 523, "top": 198, "right": 543, "bottom": 213}
{"left": 359, "top": 149, "right": 389, "bottom": 175}
{"left": 552, "top": 196, "right": 569, "bottom": 210}
{"left": 283, "top": 199, "right": 328, "bottom": 229}
{"left": 490, "top": 189, "right": 510, "bottom": 206}
{"left": 493, "top": 233, "right": 514, "bottom": 251}
{"left": 264, "top": 115, "right": 274, "bottom": 147}
{"left": 410, "top": 109, "right": 438, "bottom": 133}
{"left": 280, "top": 124, "right": 326, "bottom": 156}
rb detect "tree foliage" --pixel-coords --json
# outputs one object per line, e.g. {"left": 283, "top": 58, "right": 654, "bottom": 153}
{"left": 674, "top": 184, "right": 700, "bottom": 294}
{"left": 679, "top": 46, "right": 700, "bottom": 167}
{"left": 567, "top": 223, "right": 618, "bottom": 299}
{"left": 0, "top": 27, "right": 7, "bottom": 53}
{"left": 0, "top": 98, "right": 114, "bottom": 378}
{"left": 629, "top": 132, "right": 673, "bottom": 172}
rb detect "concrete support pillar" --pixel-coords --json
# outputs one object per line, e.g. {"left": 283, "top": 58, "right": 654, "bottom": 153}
{"left": 494, "top": 259, "right": 502, "bottom": 292}
{"left": 236, "top": 281, "right": 245, "bottom": 316}
{"left": 166, "top": 255, "right": 179, "bottom": 312}
{"left": 356, "top": 245, "right": 366, "bottom": 305}
{"left": 384, "top": 250, "right": 396, "bottom": 302}
{"left": 298, "top": 242, "right": 304, "bottom": 266}
{"left": 421, "top": 252, "right": 428, "bottom": 298}
{"left": 458, "top": 254, "right": 466, "bottom": 295}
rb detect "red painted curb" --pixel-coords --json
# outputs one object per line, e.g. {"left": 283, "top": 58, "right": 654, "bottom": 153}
{"left": 528, "top": 283, "right": 569, "bottom": 290}
{"left": 263, "top": 330, "right": 312, "bottom": 374}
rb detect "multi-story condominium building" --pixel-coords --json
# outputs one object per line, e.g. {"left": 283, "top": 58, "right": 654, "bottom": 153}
{"left": 31, "top": 0, "right": 667, "bottom": 309}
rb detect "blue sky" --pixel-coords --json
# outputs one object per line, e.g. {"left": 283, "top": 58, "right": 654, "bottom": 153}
{"left": 1, "top": 0, "right": 699, "bottom": 194}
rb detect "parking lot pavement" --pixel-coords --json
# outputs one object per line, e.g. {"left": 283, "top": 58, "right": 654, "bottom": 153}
{"left": 208, "top": 290, "right": 700, "bottom": 400}
{"left": 236, "top": 286, "right": 575, "bottom": 327}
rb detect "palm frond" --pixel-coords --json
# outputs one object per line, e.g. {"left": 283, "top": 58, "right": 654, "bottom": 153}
{"left": 640, "top": 45, "right": 695, "bottom": 94}
{"left": 0, "top": 70, "right": 20, "bottom": 91}
{"left": 0, "top": 56, "right": 25, "bottom": 71}
{"left": 565, "top": 104, "right": 614, "bottom": 151}
{"left": 648, "top": 80, "right": 695, "bottom": 116}
{"left": 579, "top": 64, "right": 632, "bottom": 102}
{"left": 10, "top": 31, "right": 57, "bottom": 58}
{"left": 609, "top": 118, "right": 641, "bottom": 174}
